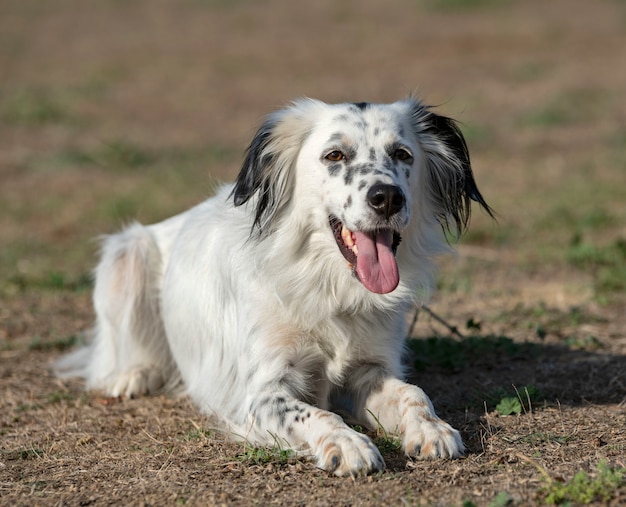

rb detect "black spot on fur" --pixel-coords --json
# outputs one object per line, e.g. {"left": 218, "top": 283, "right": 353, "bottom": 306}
{"left": 357, "top": 164, "right": 374, "bottom": 176}
{"left": 344, "top": 165, "right": 357, "bottom": 185}
{"left": 352, "top": 102, "right": 370, "bottom": 110}
{"left": 328, "top": 163, "right": 342, "bottom": 177}
{"left": 344, "top": 195, "right": 352, "bottom": 209}
{"left": 327, "top": 132, "right": 344, "bottom": 144}
{"left": 383, "top": 159, "right": 398, "bottom": 177}
{"left": 358, "top": 180, "right": 367, "bottom": 191}
{"left": 369, "top": 147, "right": 376, "bottom": 161}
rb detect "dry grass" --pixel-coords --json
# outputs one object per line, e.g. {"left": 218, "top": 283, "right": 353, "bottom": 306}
{"left": 1, "top": 0, "right": 625, "bottom": 505}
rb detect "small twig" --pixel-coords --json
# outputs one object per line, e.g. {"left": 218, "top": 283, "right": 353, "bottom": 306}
{"left": 516, "top": 452, "right": 554, "bottom": 483}
{"left": 405, "top": 306, "right": 421, "bottom": 340}
{"left": 141, "top": 428, "right": 166, "bottom": 445}
{"left": 421, "top": 305, "right": 465, "bottom": 339}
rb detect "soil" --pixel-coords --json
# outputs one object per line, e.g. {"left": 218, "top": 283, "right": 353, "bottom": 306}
{"left": 1, "top": 0, "right": 625, "bottom": 505}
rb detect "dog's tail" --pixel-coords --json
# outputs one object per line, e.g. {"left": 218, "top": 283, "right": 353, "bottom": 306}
{"left": 55, "top": 222, "right": 179, "bottom": 395}
{"left": 54, "top": 333, "right": 94, "bottom": 379}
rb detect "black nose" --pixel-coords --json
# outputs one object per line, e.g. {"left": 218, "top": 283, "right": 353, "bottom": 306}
{"left": 366, "top": 184, "right": 405, "bottom": 219}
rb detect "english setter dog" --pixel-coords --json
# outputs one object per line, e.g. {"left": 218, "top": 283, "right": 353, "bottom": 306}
{"left": 57, "top": 97, "right": 492, "bottom": 476}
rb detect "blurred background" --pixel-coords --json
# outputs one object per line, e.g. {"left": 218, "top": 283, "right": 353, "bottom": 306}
{"left": 1, "top": 3, "right": 625, "bottom": 503}
{"left": 1, "top": 0, "right": 624, "bottom": 314}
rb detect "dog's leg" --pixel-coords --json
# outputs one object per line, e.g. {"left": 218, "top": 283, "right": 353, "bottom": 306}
{"left": 361, "top": 377, "right": 464, "bottom": 459}
{"left": 87, "top": 223, "right": 173, "bottom": 397}
{"left": 245, "top": 392, "right": 385, "bottom": 477}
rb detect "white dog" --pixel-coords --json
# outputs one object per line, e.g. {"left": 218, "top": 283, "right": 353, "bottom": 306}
{"left": 56, "top": 97, "right": 492, "bottom": 476}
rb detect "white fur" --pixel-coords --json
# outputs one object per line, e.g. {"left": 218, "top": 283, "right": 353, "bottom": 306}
{"left": 56, "top": 98, "right": 491, "bottom": 476}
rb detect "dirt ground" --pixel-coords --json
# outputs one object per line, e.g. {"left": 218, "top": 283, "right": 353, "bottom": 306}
{"left": 1, "top": 0, "right": 625, "bottom": 505}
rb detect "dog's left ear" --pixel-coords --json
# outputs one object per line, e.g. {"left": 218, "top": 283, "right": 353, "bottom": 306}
{"left": 232, "top": 100, "right": 318, "bottom": 237}
{"left": 407, "top": 99, "right": 494, "bottom": 234}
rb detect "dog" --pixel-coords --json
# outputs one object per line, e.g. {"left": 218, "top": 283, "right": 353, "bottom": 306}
{"left": 56, "top": 97, "right": 492, "bottom": 476}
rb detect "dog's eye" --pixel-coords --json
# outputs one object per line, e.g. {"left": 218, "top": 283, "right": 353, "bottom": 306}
{"left": 325, "top": 150, "right": 344, "bottom": 162}
{"left": 394, "top": 148, "right": 413, "bottom": 163}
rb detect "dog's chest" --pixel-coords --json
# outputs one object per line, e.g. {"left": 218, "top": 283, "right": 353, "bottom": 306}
{"left": 307, "top": 323, "right": 359, "bottom": 385}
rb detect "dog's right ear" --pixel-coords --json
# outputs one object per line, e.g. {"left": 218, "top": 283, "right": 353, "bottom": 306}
{"left": 232, "top": 118, "right": 276, "bottom": 208}
{"left": 232, "top": 100, "right": 319, "bottom": 237}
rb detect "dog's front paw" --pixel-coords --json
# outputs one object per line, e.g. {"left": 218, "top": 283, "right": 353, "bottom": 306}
{"left": 403, "top": 416, "right": 464, "bottom": 459}
{"left": 315, "top": 429, "right": 385, "bottom": 477}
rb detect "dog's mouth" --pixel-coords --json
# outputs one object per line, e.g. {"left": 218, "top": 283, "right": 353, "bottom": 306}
{"left": 329, "top": 215, "right": 402, "bottom": 294}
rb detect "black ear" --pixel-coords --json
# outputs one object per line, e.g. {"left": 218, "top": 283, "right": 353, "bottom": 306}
{"left": 429, "top": 112, "right": 494, "bottom": 221}
{"left": 408, "top": 99, "right": 494, "bottom": 234}
{"left": 232, "top": 118, "right": 277, "bottom": 232}
{"left": 231, "top": 101, "right": 315, "bottom": 237}
{"left": 233, "top": 119, "right": 274, "bottom": 207}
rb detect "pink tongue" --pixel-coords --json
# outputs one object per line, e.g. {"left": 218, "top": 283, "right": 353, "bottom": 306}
{"left": 353, "top": 230, "right": 399, "bottom": 294}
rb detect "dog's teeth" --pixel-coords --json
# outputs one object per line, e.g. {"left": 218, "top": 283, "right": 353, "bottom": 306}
{"left": 341, "top": 225, "right": 359, "bottom": 255}
{"left": 341, "top": 226, "right": 353, "bottom": 247}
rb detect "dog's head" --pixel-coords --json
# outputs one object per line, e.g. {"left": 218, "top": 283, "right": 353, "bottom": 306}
{"left": 233, "top": 97, "right": 492, "bottom": 294}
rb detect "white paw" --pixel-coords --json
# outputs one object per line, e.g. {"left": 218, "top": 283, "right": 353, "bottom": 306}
{"left": 403, "top": 416, "right": 464, "bottom": 459}
{"left": 105, "top": 367, "right": 163, "bottom": 398}
{"left": 315, "top": 428, "right": 385, "bottom": 477}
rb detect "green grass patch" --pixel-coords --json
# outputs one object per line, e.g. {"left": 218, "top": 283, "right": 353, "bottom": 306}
{"left": 55, "top": 140, "right": 154, "bottom": 170}
{"left": 495, "top": 385, "right": 542, "bottom": 416}
{"left": 510, "top": 61, "right": 552, "bottom": 82}
{"left": 373, "top": 434, "right": 402, "bottom": 454}
{"left": 16, "top": 403, "right": 42, "bottom": 413}
{"left": 426, "top": 0, "right": 505, "bottom": 11}
{"left": 28, "top": 335, "right": 79, "bottom": 352}
{"left": 536, "top": 206, "right": 617, "bottom": 233}
{"left": 519, "top": 88, "right": 606, "bottom": 128}
{"left": 461, "top": 224, "right": 512, "bottom": 247}
{"left": 564, "top": 334, "right": 603, "bottom": 351}
{"left": 567, "top": 236, "right": 626, "bottom": 295}
{"left": 48, "top": 141, "right": 238, "bottom": 172}
{"left": 459, "top": 122, "right": 496, "bottom": 152}
{"left": 10, "top": 271, "right": 92, "bottom": 292}
{"left": 496, "top": 303, "right": 607, "bottom": 339}
{"left": 541, "top": 460, "right": 625, "bottom": 505}
{"left": 367, "top": 410, "right": 403, "bottom": 454}
{"left": 408, "top": 334, "right": 538, "bottom": 373}
{"left": 510, "top": 432, "right": 572, "bottom": 446}
{"left": 236, "top": 445, "right": 296, "bottom": 466}
{"left": 463, "top": 491, "right": 514, "bottom": 507}
{"left": 495, "top": 396, "right": 523, "bottom": 416}
{"left": 17, "top": 448, "right": 45, "bottom": 460}
{"left": 1, "top": 87, "right": 73, "bottom": 125}
{"left": 485, "top": 385, "right": 542, "bottom": 415}
{"left": 46, "top": 390, "right": 75, "bottom": 404}
{"left": 184, "top": 428, "right": 214, "bottom": 441}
